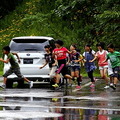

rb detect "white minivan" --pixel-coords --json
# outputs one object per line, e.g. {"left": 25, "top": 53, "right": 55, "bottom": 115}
{"left": 3, "top": 36, "right": 55, "bottom": 84}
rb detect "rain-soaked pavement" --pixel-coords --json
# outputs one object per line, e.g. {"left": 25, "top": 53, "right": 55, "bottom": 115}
{"left": 0, "top": 78, "right": 120, "bottom": 120}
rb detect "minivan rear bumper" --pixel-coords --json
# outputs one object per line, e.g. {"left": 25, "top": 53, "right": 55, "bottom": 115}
{"left": 3, "top": 66, "right": 50, "bottom": 81}
{"left": 7, "top": 75, "right": 50, "bottom": 79}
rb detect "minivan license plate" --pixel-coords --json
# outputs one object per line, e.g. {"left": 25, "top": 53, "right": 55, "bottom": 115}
{"left": 24, "top": 59, "right": 33, "bottom": 64}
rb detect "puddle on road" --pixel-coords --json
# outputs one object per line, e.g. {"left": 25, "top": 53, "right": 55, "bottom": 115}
{"left": 0, "top": 89, "right": 120, "bottom": 120}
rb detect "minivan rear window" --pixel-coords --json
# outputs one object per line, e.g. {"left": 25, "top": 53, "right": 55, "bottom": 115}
{"left": 10, "top": 39, "right": 50, "bottom": 51}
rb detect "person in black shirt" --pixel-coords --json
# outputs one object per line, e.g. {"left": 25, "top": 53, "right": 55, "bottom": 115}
{"left": 69, "top": 45, "right": 83, "bottom": 89}
{"left": 40, "top": 45, "right": 57, "bottom": 79}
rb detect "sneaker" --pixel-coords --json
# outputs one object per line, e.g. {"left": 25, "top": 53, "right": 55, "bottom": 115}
{"left": 29, "top": 81, "right": 33, "bottom": 88}
{"left": 52, "top": 98, "right": 58, "bottom": 102}
{"left": 90, "top": 84, "right": 95, "bottom": 88}
{"left": 110, "top": 83, "right": 114, "bottom": 86}
{"left": 104, "top": 85, "right": 109, "bottom": 89}
{"left": 68, "top": 84, "right": 73, "bottom": 87}
{"left": 76, "top": 85, "right": 81, "bottom": 89}
{"left": 0, "top": 84, "right": 6, "bottom": 89}
{"left": 52, "top": 84, "right": 59, "bottom": 88}
{"left": 110, "top": 84, "right": 116, "bottom": 90}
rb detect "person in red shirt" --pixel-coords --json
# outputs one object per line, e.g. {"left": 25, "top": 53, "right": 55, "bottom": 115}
{"left": 90, "top": 42, "right": 109, "bottom": 89}
{"left": 52, "top": 40, "right": 73, "bottom": 88}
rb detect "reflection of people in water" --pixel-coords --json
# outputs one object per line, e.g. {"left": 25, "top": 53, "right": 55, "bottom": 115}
{"left": 4, "top": 106, "right": 21, "bottom": 110}
{"left": 98, "top": 110, "right": 109, "bottom": 120}
{"left": 98, "top": 92, "right": 110, "bottom": 120}
{"left": 2, "top": 97, "right": 29, "bottom": 112}
{"left": 51, "top": 98, "right": 64, "bottom": 120}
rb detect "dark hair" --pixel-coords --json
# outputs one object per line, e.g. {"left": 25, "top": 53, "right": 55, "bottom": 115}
{"left": 44, "top": 45, "right": 51, "bottom": 49}
{"left": 44, "top": 45, "right": 53, "bottom": 52}
{"left": 85, "top": 44, "right": 92, "bottom": 54}
{"left": 85, "top": 44, "right": 91, "bottom": 48}
{"left": 71, "top": 44, "right": 77, "bottom": 49}
{"left": 55, "top": 40, "right": 64, "bottom": 46}
{"left": 3, "top": 46, "right": 10, "bottom": 52}
{"left": 107, "top": 44, "right": 114, "bottom": 49}
{"left": 96, "top": 42, "right": 105, "bottom": 49}
{"left": 76, "top": 49, "right": 81, "bottom": 52}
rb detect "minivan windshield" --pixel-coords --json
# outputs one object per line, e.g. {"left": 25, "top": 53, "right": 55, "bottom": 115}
{"left": 10, "top": 39, "right": 50, "bottom": 51}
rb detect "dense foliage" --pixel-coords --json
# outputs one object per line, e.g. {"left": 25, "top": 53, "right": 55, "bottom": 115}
{"left": 0, "top": 0, "right": 23, "bottom": 19}
{"left": 0, "top": 0, "right": 119, "bottom": 72}
{"left": 0, "top": 0, "right": 119, "bottom": 49}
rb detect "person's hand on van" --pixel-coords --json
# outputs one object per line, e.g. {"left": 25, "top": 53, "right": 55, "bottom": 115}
{"left": 39, "top": 66, "right": 44, "bottom": 69}
{"left": 18, "top": 59, "right": 21, "bottom": 64}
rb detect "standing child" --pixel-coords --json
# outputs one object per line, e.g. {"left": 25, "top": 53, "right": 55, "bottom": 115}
{"left": 90, "top": 42, "right": 109, "bottom": 89}
{"left": 104, "top": 44, "right": 120, "bottom": 90}
{"left": 40, "top": 45, "right": 57, "bottom": 80}
{"left": 69, "top": 45, "right": 82, "bottom": 89}
{"left": 0, "top": 46, "right": 33, "bottom": 89}
{"left": 83, "top": 44, "right": 96, "bottom": 88}
{"left": 52, "top": 40, "right": 73, "bottom": 88}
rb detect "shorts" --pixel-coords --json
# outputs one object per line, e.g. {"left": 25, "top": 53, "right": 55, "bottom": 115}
{"left": 108, "top": 66, "right": 114, "bottom": 76}
{"left": 99, "top": 65, "right": 108, "bottom": 70}
{"left": 49, "top": 66, "right": 57, "bottom": 78}
{"left": 113, "top": 66, "right": 120, "bottom": 79}
{"left": 70, "top": 66, "right": 80, "bottom": 72}
{"left": 56, "top": 59, "right": 68, "bottom": 76}
{"left": 108, "top": 60, "right": 114, "bottom": 76}
{"left": 3, "top": 68, "right": 24, "bottom": 78}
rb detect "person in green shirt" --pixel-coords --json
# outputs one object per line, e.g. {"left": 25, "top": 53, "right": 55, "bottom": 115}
{"left": 0, "top": 46, "right": 33, "bottom": 89}
{"left": 104, "top": 44, "right": 120, "bottom": 90}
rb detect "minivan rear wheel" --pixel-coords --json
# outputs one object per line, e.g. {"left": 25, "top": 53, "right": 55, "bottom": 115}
{"left": 6, "top": 79, "right": 13, "bottom": 88}
{"left": 6, "top": 79, "right": 24, "bottom": 88}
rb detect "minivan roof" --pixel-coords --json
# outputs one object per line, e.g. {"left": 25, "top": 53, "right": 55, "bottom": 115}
{"left": 12, "top": 36, "right": 54, "bottom": 41}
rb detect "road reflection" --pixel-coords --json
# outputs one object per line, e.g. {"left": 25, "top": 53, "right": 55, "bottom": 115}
{"left": 0, "top": 87, "right": 120, "bottom": 120}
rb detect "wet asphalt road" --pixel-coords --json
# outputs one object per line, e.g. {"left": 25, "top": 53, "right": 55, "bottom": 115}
{"left": 0, "top": 77, "right": 120, "bottom": 120}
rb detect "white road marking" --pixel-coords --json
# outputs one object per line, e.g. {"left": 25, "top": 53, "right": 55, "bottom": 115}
{"left": 0, "top": 111, "right": 63, "bottom": 119}
{"left": 73, "top": 79, "right": 99, "bottom": 92}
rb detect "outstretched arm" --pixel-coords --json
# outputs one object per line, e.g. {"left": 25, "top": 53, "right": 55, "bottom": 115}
{"left": 74, "top": 58, "right": 83, "bottom": 63}
{"left": 52, "top": 59, "right": 58, "bottom": 66}
{"left": 102, "top": 58, "right": 108, "bottom": 63}
{"left": 67, "top": 50, "right": 72, "bottom": 54}
{"left": 0, "top": 58, "right": 9, "bottom": 63}
{"left": 90, "top": 56, "right": 97, "bottom": 62}
{"left": 40, "top": 61, "right": 48, "bottom": 69}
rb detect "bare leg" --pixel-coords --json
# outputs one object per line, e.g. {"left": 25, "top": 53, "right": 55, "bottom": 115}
{"left": 23, "top": 77, "right": 30, "bottom": 82}
{"left": 75, "top": 70, "right": 79, "bottom": 78}
{"left": 71, "top": 71, "right": 75, "bottom": 78}
{"left": 100, "top": 69, "right": 109, "bottom": 84}
{"left": 100, "top": 69, "right": 104, "bottom": 79}
{"left": 3, "top": 77, "right": 7, "bottom": 84}
{"left": 52, "top": 74, "right": 61, "bottom": 87}
{"left": 114, "top": 77, "right": 118, "bottom": 85}
{"left": 55, "top": 74, "right": 61, "bottom": 84}
{"left": 110, "top": 76, "right": 113, "bottom": 84}
{"left": 64, "top": 74, "right": 72, "bottom": 84}
{"left": 103, "top": 68, "right": 109, "bottom": 84}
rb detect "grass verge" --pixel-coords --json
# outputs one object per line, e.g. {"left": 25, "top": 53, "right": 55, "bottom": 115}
{"left": 0, "top": 71, "right": 3, "bottom": 76}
